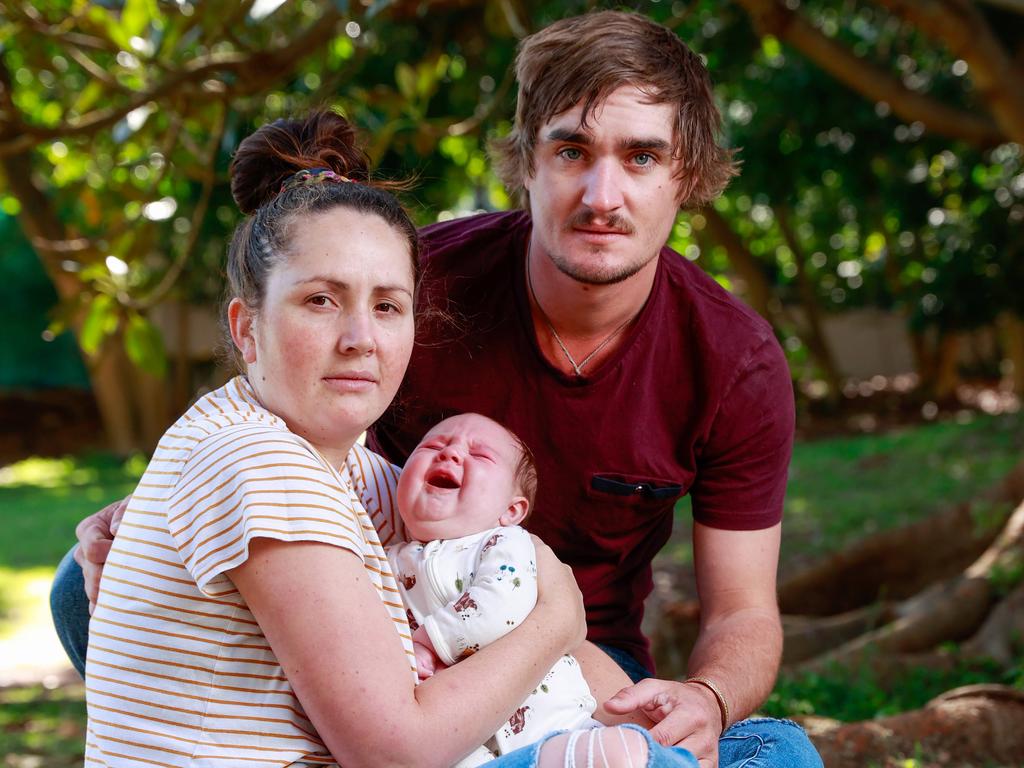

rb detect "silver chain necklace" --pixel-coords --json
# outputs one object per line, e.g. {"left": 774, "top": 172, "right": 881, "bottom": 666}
{"left": 526, "top": 246, "right": 635, "bottom": 377}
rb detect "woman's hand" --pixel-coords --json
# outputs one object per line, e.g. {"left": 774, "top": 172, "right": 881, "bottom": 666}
{"left": 73, "top": 497, "right": 129, "bottom": 613}
{"left": 531, "top": 535, "right": 587, "bottom": 653}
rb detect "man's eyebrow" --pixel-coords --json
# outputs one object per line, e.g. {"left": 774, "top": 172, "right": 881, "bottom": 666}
{"left": 544, "top": 127, "right": 591, "bottom": 144}
{"left": 543, "top": 128, "right": 672, "bottom": 154}
{"left": 619, "top": 137, "right": 673, "bottom": 153}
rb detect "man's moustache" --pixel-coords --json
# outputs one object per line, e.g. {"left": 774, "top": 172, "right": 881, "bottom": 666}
{"left": 566, "top": 210, "right": 635, "bottom": 235}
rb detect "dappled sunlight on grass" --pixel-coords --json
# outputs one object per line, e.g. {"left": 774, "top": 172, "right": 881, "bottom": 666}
{"left": 0, "top": 567, "right": 55, "bottom": 635}
{"left": 782, "top": 410, "right": 1024, "bottom": 561}
{"left": 0, "top": 683, "right": 86, "bottom": 767}
{"left": 0, "top": 453, "right": 146, "bottom": 570}
{"left": 0, "top": 566, "right": 72, "bottom": 690}
{"left": 0, "top": 453, "right": 147, "bottom": 488}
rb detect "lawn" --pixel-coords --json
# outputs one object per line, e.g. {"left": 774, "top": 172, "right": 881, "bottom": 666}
{"left": 1, "top": 408, "right": 1022, "bottom": 763}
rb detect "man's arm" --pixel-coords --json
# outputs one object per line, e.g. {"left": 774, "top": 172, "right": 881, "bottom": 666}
{"left": 604, "top": 522, "right": 781, "bottom": 767}
{"left": 687, "top": 521, "right": 782, "bottom": 718}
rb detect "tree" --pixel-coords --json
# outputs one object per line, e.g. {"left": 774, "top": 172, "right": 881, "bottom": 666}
{"left": 2, "top": 0, "right": 1022, "bottom": 436}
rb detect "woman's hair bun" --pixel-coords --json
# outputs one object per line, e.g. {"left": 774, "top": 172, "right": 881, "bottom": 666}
{"left": 230, "top": 110, "right": 371, "bottom": 215}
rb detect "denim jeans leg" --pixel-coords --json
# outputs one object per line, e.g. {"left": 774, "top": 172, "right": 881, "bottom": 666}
{"left": 483, "top": 725, "right": 700, "bottom": 768}
{"left": 718, "top": 717, "right": 823, "bottom": 768}
{"left": 50, "top": 547, "right": 91, "bottom": 678}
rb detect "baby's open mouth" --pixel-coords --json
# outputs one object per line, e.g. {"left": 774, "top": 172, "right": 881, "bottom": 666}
{"left": 426, "top": 469, "right": 460, "bottom": 489}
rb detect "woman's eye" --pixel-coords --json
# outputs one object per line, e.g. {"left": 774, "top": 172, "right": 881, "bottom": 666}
{"left": 309, "top": 295, "right": 331, "bottom": 307}
{"left": 375, "top": 301, "right": 400, "bottom": 314}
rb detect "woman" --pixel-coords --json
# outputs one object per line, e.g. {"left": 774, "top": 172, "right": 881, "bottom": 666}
{"left": 82, "top": 112, "right": 697, "bottom": 768}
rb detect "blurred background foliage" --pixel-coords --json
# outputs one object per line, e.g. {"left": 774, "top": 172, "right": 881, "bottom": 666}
{"left": 0, "top": 0, "right": 1022, "bottom": 453}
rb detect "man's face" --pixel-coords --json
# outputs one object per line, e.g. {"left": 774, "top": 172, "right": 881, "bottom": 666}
{"left": 524, "top": 84, "right": 683, "bottom": 285}
{"left": 397, "top": 414, "right": 528, "bottom": 542}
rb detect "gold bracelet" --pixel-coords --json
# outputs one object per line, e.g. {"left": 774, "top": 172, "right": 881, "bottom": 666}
{"left": 685, "top": 676, "right": 729, "bottom": 731}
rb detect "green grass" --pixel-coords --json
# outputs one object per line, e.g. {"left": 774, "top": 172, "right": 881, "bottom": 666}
{"left": 0, "top": 453, "right": 146, "bottom": 570}
{"left": 0, "top": 683, "right": 86, "bottom": 767}
{"left": 783, "top": 410, "right": 1024, "bottom": 562}
{"left": 763, "top": 656, "right": 1024, "bottom": 722}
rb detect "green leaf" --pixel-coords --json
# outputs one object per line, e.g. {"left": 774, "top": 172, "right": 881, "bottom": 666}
{"left": 72, "top": 79, "right": 105, "bottom": 115}
{"left": 123, "top": 312, "right": 167, "bottom": 376}
{"left": 80, "top": 294, "right": 118, "bottom": 355}
{"left": 395, "top": 63, "right": 416, "bottom": 101}
{"left": 121, "top": 0, "right": 155, "bottom": 38}
{"left": 86, "top": 5, "right": 131, "bottom": 51}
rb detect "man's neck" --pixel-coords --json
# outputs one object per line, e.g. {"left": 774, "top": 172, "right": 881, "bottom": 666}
{"left": 525, "top": 239, "right": 658, "bottom": 374}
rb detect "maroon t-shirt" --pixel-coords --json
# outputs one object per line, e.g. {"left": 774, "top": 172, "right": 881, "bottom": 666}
{"left": 369, "top": 210, "right": 794, "bottom": 671}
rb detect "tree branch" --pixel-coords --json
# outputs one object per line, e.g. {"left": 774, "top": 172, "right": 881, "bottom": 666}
{"left": 0, "top": 8, "right": 341, "bottom": 157}
{"left": 128, "top": 104, "right": 226, "bottom": 311}
{"left": 733, "top": 0, "right": 1005, "bottom": 147}
{"left": 975, "top": 0, "right": 1024, "bottom": 15}
{"left": 876, "top": 0, "right": 1024, "bottom": 145}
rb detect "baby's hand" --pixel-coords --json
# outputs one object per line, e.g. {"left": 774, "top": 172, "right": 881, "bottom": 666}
{"left": 412, "top": 625, "right": 445, "bottom": 680}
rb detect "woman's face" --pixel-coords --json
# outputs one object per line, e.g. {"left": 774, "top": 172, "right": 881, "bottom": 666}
{"left": 230, "top": 208, "right": 415, "bottom": 465}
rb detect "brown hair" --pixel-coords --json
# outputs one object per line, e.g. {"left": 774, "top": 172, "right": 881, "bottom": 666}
{"left": 223, "top": 110, "right": 420, "bottom": 368}
{"left": 508, "top": 428, "right": 539, "bottom": 513}
{"left": 491, "top": 10, "right": 738, "bottom": 209}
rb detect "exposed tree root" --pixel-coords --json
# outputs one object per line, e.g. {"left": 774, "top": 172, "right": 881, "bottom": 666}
{"left": 960, "top": 580, "right": 1024, "bottom": 666}
{"left": 649, "top": 458, "right": 1024, "bottom": 720}
{"left": 777, "top": 458, "right": 1024, "bottom": 615}
{"left": 801, "top": 685, "right": 1024, "bottom": 768}
{"left": 800, "top": 497, "right": 1024, "bottom": 671}
{"left": 782, "top": 603, "right": 897, "bottom": 664}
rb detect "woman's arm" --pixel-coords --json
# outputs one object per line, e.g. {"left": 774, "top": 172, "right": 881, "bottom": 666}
{"left": 230, "top": 537, "right": 585, "bottom": 768}
{"left": 573, "top": 642, "right": 655, "bottom": 728}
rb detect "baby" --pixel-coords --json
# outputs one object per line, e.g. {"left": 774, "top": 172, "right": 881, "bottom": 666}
{"left": 388, "top": 413, "right": 598, "bottom": 767}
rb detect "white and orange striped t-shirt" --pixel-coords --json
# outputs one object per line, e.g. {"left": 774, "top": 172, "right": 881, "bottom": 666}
{"left": 85, "top": 376, "right": 416, "bottom": 767}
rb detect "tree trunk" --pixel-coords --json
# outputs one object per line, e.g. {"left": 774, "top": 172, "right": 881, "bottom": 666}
{"left": 998, "top": 311, "right": 1024, "bottom": 398}
{"left": 701, "top": 208, "right": 778, "bottom": 323}
{"left": 0, "top": 146, "right": 150, "bottom": 453}
{"left": 934, "top": 331, "right": 963, "bottom": 403}
{"left": 776, "top": 205, "right": 843, "bottom": 402}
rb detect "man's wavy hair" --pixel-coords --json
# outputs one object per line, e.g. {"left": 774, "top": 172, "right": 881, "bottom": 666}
{"left": 491, "top": 10, "right": 738, "bottom": 210}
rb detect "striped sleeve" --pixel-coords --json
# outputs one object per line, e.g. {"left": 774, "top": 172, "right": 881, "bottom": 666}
{"left": 167, "top": 423, "right": 367, "bottom": 593}
{"left": 345, "top": 443, "right": 406, "bottom": 546}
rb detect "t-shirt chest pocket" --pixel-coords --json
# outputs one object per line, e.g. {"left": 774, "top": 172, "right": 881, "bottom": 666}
{"left": 583, "top": 472, "right": 687, "bottom": 535}
{"left": 589, "top": 474, "right": 685, "bottom": 502}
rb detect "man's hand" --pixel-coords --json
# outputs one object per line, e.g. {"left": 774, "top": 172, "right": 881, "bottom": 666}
{"left": 72, "top": 497, "right": 128, "bottom": 613}
{"left": 411, "top": 625, "right": 446, "bottom": 680}
{"left": 604, "top": 678, "right": 724, "bottom": 767}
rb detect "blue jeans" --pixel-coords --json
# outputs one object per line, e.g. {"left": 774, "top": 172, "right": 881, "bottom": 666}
{"left": 50, "top": 548, "right": 90, "bottom": 678}
{"left": 51, "top": 551, "right": 821, "bottom": 767}
{"left": 486, "top": 724, "right": 699, "bottom": 767}
{"left": 484, "top": 719, "right": 820, "bottom": 768}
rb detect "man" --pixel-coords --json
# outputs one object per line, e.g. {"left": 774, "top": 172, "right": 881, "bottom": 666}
{"left": 56, "top": 11, "right": 820, "bottom": 768}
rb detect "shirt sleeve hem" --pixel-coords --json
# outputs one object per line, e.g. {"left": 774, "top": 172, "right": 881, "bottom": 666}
{"left": 194, "top": 530, "right": 365, "bottom": 596}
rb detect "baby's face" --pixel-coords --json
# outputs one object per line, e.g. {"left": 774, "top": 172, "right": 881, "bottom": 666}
{"left": 397, "top": 413, "right": 527, "bottom": 542}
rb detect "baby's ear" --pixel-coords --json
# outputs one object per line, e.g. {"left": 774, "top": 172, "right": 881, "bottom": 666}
{"left": 499, "top": 496, "right": 529, "bottom": 527}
